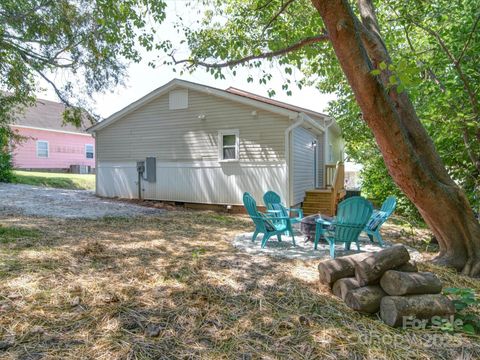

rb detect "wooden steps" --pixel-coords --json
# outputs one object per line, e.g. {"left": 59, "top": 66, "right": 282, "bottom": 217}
{"left": 303, "top": 189, "right": 335, "bottom": 216}
{"left": 302, "top": 161, "right": 346, "bottom": 216}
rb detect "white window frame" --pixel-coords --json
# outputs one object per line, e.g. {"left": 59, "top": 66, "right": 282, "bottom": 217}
{"left": 36, "top": 140, "right": 49, "bottom": 158}
{"left": 328, "top": 143, "right": 333, "bottom": 163}
{"left": 85, "top": 144, "right": 94, "bottom": 159}
{"left": 218, "top": 129, "right": 240, "bottom": 162}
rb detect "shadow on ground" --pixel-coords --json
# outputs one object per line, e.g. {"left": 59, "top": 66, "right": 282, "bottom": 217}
{"left": 0, "top": 211, "right": 478, "bottom": 359}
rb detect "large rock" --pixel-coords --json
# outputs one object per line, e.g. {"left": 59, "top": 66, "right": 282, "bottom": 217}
{"left": 355, "top": 245, "right": 410, "bottom": 286}
{"left": 380, "top": 270, "right": 442, "bottom": 296}
{"left": 380, "top": 294, "right": 455, "bottom": 327}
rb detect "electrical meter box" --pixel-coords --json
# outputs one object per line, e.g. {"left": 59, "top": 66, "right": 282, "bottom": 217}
{"left": 136, "top": 161, "right": 145, "bottom": 174}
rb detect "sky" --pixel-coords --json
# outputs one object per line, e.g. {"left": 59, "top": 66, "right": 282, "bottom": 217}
{"left": 35, "top": 0, "right": 336, "bottom": 119}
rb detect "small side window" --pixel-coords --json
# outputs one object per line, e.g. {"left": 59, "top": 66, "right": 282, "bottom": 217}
{"left": 37, "top": 141, "right": 49, "bottom": 158}
{"left": 329, "top": 143, "right": 333, "bottom": 162}
{"left": 85, "top": 144, "right": 94, "bottom": 159}
{"left": 218, "top": 130, "right": 239, "bottom": 161}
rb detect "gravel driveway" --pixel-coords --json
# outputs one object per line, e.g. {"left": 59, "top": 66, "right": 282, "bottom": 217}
{"left": 0, "top": 183, "right": 164, "bottom": 219}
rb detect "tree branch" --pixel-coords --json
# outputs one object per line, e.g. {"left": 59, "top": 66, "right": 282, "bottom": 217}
{"left": 26, "top": 61, "right": 74, "bottom": 108}
{"left": 262, "top": 0, "right": 296, "bottom": 33}
{"left": 414, "top": 22, "right": 479, "bottom": 123}
{"left": 402, "top": 24, "right": 446, "bottom": 91}
{"left": 357, "top": 0, "right": 388, "bottom": 57}
{"left": 171, "top": 33, "right": 329, "bottom": 69}
{"left": 457, "top": 13, "right": 480, "bottom": 65}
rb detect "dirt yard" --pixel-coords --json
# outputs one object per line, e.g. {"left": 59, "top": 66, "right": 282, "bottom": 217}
{"left": 0, "top": 183, "right": 163, "bottom": 218}
{"left": 0, "top": 189, "right": 479, "bottom": 359}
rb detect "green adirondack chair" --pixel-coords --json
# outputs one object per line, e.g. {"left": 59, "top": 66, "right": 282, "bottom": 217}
{"left": 263, "top": 190, "right": 303, "bottom": 226}
{"left": 363, "top": 196, "right": 397, "bottom": 247}
{"left": 314, "top": 196, "right": 373, "bottom": 258}
{"left": 243, "top": 192, "right": 295, "bottom": 248}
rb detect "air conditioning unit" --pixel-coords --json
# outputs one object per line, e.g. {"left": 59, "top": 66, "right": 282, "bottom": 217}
{"left": 70, "top": 165, "right": 91, "bottom": 174}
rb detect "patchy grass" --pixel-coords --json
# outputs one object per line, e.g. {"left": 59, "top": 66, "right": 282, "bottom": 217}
{"left": 0, "top": 225, "right": 40, "bottom": 243}
{"left": 11, "top": 171, "right": 95, "bottom": 190}
{"left": 0, "top": 211, "right": 478, "bottom": 359}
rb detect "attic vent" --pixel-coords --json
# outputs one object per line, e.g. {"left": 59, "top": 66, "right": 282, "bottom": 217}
{"left": 169, "top": 89, "right": 188, "bottom": 110}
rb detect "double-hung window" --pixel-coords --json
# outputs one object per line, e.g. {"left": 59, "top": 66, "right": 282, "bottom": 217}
{"left": 218, "top": 130, "right": 239, "bottom": 161}
{"left": 36, "top": 141, "right": 49, "bottom": 158}
{"left": 85, "top": 144, "right": 94, "bottom": 159}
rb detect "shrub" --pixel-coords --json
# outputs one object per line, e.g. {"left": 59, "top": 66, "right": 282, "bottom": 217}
{"left": 0, "top": 128, "right": 13, "bottom": 182}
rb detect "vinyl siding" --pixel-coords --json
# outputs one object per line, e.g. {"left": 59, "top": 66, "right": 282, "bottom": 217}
{"left": 327, "top": 127, "right": 344, "bottom": 163}
{"left": 292, "top": 127, "right": 316, "bottom": 205}
{"left": 96, "top": 89, "right": 289, "bottom": 162}
{"left": 11, "top": 126, "right": 95, "bottom": 169}
{"left": 97, "top": 160, "right": 287, "bottom": 206}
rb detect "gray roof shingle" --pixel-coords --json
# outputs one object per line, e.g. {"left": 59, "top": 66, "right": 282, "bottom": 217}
{"left": 12, "top": 98, "right": 90, "bottom": 133}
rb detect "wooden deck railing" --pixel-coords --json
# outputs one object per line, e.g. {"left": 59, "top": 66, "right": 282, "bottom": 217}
{"left": 325, "top": 164, "right": 337, "bottom": 187}
{"left": 304, "top": 162, "right": 346, "bottom": 216}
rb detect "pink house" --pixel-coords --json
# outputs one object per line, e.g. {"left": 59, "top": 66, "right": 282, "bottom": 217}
{"left": 10, "top": 98, "right": 95, "bottom": 172}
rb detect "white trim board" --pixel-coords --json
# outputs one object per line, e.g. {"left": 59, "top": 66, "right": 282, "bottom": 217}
{"left": 11, "top": 125, "right": 92, "bottom": 136}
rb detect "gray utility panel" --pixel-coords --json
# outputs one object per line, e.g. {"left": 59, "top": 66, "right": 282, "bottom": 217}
{"left": 145, "top": 157, "right": 157, "bottom": 182}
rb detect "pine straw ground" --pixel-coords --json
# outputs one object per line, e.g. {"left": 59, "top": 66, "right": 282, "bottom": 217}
{"left": 0, "top": 210, "right": 479, "bottom": 360}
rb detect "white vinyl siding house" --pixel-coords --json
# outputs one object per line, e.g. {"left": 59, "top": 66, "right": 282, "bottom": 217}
{"left": 292, "top": 127, "right": 323, "bottom": 205}
{"left": 89, "top": 79, "right": 343, "bottom": 207}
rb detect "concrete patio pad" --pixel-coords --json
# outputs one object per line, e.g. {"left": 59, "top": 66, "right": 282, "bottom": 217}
{"left": 232, "top": 231, "right": 423, "bottom": 261}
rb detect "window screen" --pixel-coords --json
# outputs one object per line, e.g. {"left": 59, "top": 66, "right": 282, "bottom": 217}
{"left": 37, "top": 141, "right": 49, "bottom": 158}
{"left": 86, "top": 144, "right": 94, "bottom": 159}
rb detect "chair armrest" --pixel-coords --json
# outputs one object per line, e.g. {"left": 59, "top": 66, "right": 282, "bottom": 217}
{"left": 266, "top": 209, "right": 282, "bottom": 213}
{"left": 252, "top": 213, "right": 291, "bottom": 221}
{"left": 315, "top": 218, "right": 333, "bottom": 226}
{"left": 286, "top": 208, "right": 303, "bottom": 217}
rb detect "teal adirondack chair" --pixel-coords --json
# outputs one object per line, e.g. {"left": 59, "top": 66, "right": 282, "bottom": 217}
{"left": 314, "top": 196, "right": 373, "bottom": 258}
{"left": 263, "top": 191, "right": 303, "bottom": 234}
{"left": 243, "top": 192, "right": 295, "bottom": 248}
{"left": 363, "top": 196, "right": 397, "bottom": 247}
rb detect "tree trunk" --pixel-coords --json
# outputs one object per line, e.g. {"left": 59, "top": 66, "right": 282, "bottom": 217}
{"left": 332, "top": 277, "right": 359, "bottom": 300}
{"left": 380, "top": 271, "right": 442, "bottom": 296}
{"left": 380, "top": 294, "right": 455, "bottom": 327}
{"left": 394, "top": 261, "right": 418, "bottom": 273}
{"left": 355, "top": 245, "right": 410, "bottom": 286}
{"left": 311, "top": 0, "right": 480, "bottom": 276}
{"left": 318, "top": 252, "right": 370, "bottom": 287}
{"left": 344, "top": 285, "right": 386, "bottom": 313}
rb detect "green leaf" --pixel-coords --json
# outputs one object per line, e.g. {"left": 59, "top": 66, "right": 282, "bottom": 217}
{"left": 370, "top": 69, "right": 381, "bottom": 76}
{"left": 463, "top": 324, "right": 476, "bottom": 335}
{"left": 379, "top": 61, "right": 387, "bottom": 70}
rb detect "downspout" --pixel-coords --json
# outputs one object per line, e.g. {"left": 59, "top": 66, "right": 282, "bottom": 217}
{"left": 92, "top": 132, "right": 98, "bottom": 195}
{"left": 284, "top": 115, "right": 304, "bottom": 207}
{"left": 323, "top": 116, "right": 335, "bottom": 164}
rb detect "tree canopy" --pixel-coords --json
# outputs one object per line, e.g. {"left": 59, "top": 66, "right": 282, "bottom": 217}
{"left": 167, "top": 0, "right": 479, "bottom": 220}
{"left": 0, "top": 0, "right": 168, "bottom": 129}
